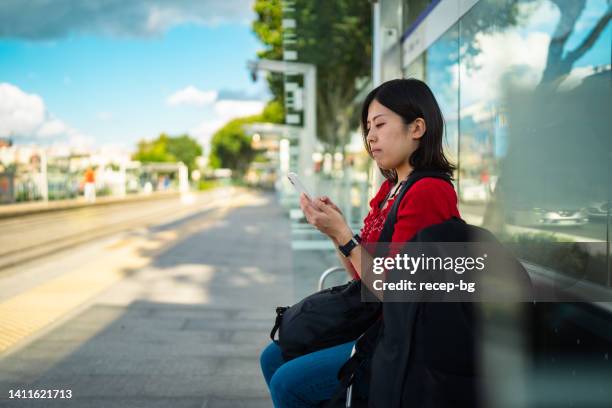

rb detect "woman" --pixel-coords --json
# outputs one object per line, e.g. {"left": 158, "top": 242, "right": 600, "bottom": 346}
{"left": 260, "top": 78, "right": 461, "bottom": 407}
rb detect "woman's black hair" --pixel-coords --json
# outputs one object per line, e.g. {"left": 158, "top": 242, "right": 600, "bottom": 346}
{"left": 361, "top": 78, "right": 456, "bottom": 183}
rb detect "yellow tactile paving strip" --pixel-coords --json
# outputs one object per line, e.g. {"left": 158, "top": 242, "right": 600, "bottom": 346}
{"left": 0, "top": 228, "right": 163, "bottom": 355}
{"left": 0, "top": 189, "right": 254, "bottom": 355}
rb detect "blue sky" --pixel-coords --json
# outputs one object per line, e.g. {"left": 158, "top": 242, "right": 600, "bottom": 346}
{"left": 0, "top": 0, "right": 270, "bottom": 151}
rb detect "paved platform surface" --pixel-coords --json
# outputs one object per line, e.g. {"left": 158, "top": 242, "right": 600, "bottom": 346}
{"left": 0, "top": 188, "right": 294, "bottom": 407}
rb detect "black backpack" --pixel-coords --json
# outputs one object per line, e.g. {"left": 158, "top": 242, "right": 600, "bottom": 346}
{"left": 329, "top": 177, "right": 533, "bottom": 408}
{"left": 270, "top": 171, "right": 453, "bottom": 361}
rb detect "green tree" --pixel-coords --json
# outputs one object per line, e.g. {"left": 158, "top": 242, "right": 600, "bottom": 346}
{"left": 132, "top": 133, "right": 203, "bottom": 171}
{"left": 166, "top": 134, "right": 203, "bottom": 172}
{"left": 261, "top": 99, "right": 284, "bottom": 123}
{"left": 252, "top": 0, "right": 285, "bottom": 124}
{"left": 209, "top": 116, "right": 259, "bottom": 177}
{"left": 252, "top": 0, "right": 372, "bottom": 151}
{"left": 132, "top": 133, "right": 175, "bottom": 163}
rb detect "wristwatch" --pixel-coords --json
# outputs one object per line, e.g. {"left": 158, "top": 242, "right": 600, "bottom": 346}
{"left": 338, "top": 234, "right": 361, "bottom": 257}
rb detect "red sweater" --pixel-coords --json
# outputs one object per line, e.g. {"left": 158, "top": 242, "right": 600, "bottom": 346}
{"left": 352, "top": 177, "right": 461, "bottom": 278}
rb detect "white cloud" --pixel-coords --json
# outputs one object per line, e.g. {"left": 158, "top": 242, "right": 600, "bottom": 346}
{"left": 190, "top": 99, "right": 266, "bottom": 150}
{"left": 457, "top": 30, "right": 550, "bottom": 106}
{"left": 0, "top": 83, "right": 46, "bottom": 137}
{"left": 518, "top": 1, "right": 559, "bottom": 29}
{"left": 167, "top": 86, "right": 218, "bottom": 107}
{"left": 37, "top": 118, "right": 68, "bottom": 138}
{"left": 558, "top": 64, "right": 612, "bottom": 91}
{"left": 167, "top": 84, "right": 267, "bottom": 150}
{"left": 0, "top": 82, "right": 92, "bottom": 147}
{"left": 46, "top": 130, "right": 96, "bottom": 155}
{"left": 214, "top": 99, "right": 265, "bottom": 117}
{"left": 66, "top": 132, "right": 95, "bottom": 151}
{"left": 167, "top": 88, "right": 265, "bottom": 149}
{"left": 190, "top": 119, "right": 226, "bottom": 151}
{"left": 0, "top": 0, "right": 255, "bottom": 40}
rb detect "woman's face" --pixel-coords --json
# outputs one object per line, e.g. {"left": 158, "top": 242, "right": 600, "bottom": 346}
{"left": 365, "top": 99, "right": 423, "bottom": 170}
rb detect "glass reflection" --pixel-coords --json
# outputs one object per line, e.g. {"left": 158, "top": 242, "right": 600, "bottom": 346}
{"left": 401, "top": 2, "right": 611, "bottom": 405}
{"left": 404, "top": 24, "right": 460, "bottom": 181}
{"left": 455, "top": 1, "right": 611, "bottom": 406}
{"left": 458, "top": 0, "right": 611, "bottom": 248}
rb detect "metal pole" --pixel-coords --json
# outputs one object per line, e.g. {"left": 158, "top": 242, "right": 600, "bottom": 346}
{"left": 372, "top": 1, "right": 382, "bottom": 87}
{"left": 178, "top": 162, "right": 189, "bottom": 194}
{"left": 40, "top": 149, "right": 48, "bottom": 202}
{"left": 301, "top": 64, "right": 316, "bottom": 192}
{"left": 119, "top": 161, "right": 127, "bottom": 197}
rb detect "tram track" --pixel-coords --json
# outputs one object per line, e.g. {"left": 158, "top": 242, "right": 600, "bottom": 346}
{"left": 0, "top": 188, "right": 235, "bottom": 273}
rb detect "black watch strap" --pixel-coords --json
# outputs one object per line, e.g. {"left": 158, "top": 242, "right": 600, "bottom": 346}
{"left": 338, "top": 234, "right": 361, "bottom": 257}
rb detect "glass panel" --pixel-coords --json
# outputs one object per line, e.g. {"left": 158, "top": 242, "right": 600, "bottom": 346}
{"left": 458, "top": 0, "right": 611, "bottom": 286}
{"left": 457, "top": 0, "right": 612, "bottom": 406}
{"left": 404, "top": 53, "right": 426, "bottom": 81}
{"left": 404, "top": 24, "right": 460, "bottom": 180}
{"left": 424, "top": 24, "right": 460, "bottom": 179}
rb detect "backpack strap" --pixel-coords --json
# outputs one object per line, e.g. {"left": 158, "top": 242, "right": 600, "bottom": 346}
{"left": 324, "top": 319, "right": 383, "bottom": 408}
{"left": 377, "top": 170, "right": 453, "bottom": 248}
{"left": 270, "top": 306, "right": 288, "bottom": 344}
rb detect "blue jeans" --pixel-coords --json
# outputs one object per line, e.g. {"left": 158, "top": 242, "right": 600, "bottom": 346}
{"left": 260, "top": 341, "right": 355, "bottom": 408}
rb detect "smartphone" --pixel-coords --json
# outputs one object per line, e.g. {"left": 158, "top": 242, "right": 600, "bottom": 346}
{"left": 287, "top": 172, "right": 312, "bottom": 200}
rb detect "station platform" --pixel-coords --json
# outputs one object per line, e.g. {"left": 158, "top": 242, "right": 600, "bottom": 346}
{"left": 0, "top": 187, "right": 293, "bottom": 407}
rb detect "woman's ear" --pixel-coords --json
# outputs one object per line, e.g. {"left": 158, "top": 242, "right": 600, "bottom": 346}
{"left": 411, "top": 118, "right": 427, "bottom": 140}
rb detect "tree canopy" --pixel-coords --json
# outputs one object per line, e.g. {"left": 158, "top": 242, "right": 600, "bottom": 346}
{"left": 207, "top": 98, "right": 287, "bottom": 176}
{"left": 208, "top": 115, "right": 260, "bottom": 177}
{"left": 252, "top": 0, "right": 372, "bottom": 151}
{"left": 132, "top": 133, "right": 202, "bottom": 171}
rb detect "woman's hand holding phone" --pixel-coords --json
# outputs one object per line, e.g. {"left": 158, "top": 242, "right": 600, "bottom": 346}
{"left": 317, "top": 196, "right": 342, "bottom": 214}
{"left": 288, "top": 172, "right": 352, "bottom": 242}
{"left": 299, "top": 193, "right": 352, "bottom": 244}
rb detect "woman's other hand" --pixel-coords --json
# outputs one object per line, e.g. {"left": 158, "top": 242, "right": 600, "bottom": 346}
{"left": 317, "top": 196, "right": 342, "bottom": 215}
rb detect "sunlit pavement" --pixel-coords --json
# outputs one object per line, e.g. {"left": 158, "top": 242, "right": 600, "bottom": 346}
{"left": 0, "top": 187, "right": 293, "bottom": 407}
